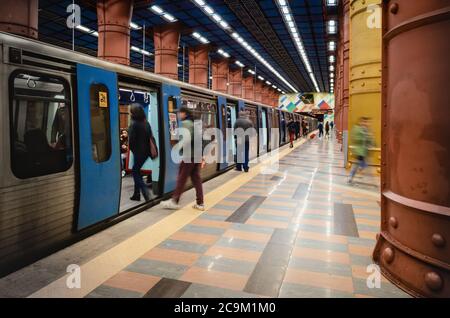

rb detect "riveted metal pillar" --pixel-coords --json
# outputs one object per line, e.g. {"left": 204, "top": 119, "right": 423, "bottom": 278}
{"left": 189, "top": 45, "right": 209, "bottom": 88}
{"left": 211, "top": 59, "right": 228, "bottom": 94}
{"left": 97, "top": 0, "right": 133, "bottom": 65}
{"left": 0, "top": 0, "right": 38, "bottom": 39}
{"left": 153, "top": 22, "right": 181, "bottom": 80}
{"left": 348, "top": 0, "right": 382, "bottom": 168}
{"left": 242, "top": 75, "right": 255, "bottom": 101}
{"left": 229, "top": 67, "right": 243, "bottom": 97}
{"left": 261, "top": 85, "right": 270, "bottom": 106}
{"left": 373, "top": 0, "right": 450, "bottom": 298}
{"left": 254, "top": 80, "right": 263, "bottom": 103}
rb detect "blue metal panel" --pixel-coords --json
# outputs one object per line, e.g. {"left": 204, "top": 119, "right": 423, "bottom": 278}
{"left": 76, "top": 64, "right": 120, "bottom": 230}
{"left": 161, "top": 83, "right": 181, "bottom": 193}
{"left": 217, "top": 95, "right": 228, "bottom": 170}
{"left": 238, "top": 100, "right": 245, "bottom": 113}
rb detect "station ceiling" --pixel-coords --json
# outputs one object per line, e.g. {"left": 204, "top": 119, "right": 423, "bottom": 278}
{"left": 37, "top": 0, "right": 338, "bottom": 94}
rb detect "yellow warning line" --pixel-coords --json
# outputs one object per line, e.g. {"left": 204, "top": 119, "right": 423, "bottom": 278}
{"left": 29, "top": 137, "right": 310, "bottom": 298}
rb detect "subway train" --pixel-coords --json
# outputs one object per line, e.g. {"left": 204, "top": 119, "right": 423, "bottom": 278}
{"left": 0, "top": 32, "right": 318, "bottom": 277}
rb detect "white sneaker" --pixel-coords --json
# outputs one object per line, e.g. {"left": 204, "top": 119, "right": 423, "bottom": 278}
{"left": 161, "top": 199, "right": 180, "bottom": 210}
{"left": 193, "top": 204, "right": 205, "bottom": 211}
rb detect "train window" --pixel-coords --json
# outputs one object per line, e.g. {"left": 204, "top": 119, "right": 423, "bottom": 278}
{"left": 9, "top": 70, "right": 73, "bottom": 179}
{"left": 89, "top": 84, "right": 111, "bottom": 163}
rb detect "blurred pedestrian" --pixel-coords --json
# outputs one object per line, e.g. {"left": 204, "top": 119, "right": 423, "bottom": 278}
{"left": 348, "top": 117, "right": 375, "bottom": 184}
{"left": 234, "top": 111, "right": 254, "bottom": 172}
{"left": 161, "top": 106, "right": 205, "bottom": 211}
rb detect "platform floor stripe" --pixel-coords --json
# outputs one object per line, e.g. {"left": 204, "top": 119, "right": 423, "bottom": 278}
{"left": 29, "top": 134, "right": 313, "bottom": 298}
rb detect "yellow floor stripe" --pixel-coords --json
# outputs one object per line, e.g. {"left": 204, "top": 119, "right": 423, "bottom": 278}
{"left": 29, "top": 136, "right": 311, "bottom": 298}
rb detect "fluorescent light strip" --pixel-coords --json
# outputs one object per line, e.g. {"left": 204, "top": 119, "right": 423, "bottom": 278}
{"left": 149, "top": 5, "right": 178, "bottom": 22}
{"left": 276, "top": 0, "right": 320, "bottom": 92}
{"left": 130, "top": 22, "right": 141, "bottom": 30}
{"left": 192, "top": 32, "right": 209, "bottom": 44}
{"left": 191, "top": 0, "right": 297, "bottom": 93}
{"left": 131, "top": 46, "right": 152, "bottom": 56}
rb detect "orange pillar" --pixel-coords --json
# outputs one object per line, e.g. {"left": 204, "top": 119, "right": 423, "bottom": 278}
{"left": 254, "top": 80, "right": 263, "bottom": 103}
{"left": 189, "top": 45, "right": 209, "bottom": 88}
{"left": 229, "top": 67, "right": 243, "bottom": 97}
{"left": 154, "top": 23, "right": 181, "bottom": 80}
{"left": 274, "top": 91, "right": 280, "bottom": 108}
{"left": 0, "top": 0, "right": 38, "bottom": 39}
{"left": 211, "top": 59, "right": 228, "bottom": 94}
{"left": 242, "top": 75, "right": 255, "bottom": 101}
{"left": 373, "top": 0, "right": 450, "bottom": 298}
{"left": 97, "top": 0, "right": 133, "bottom": 65}
{"left": 261, "top": 85, "right": 270, "bottom": 106}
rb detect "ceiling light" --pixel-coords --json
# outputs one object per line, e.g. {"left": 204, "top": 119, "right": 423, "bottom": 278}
{"left": 204, "top": 5, "right": 214, "bottom": 14}
{"left": 328, "top": 20, "right": 337, "bottom": 34}
{"left": 235, "top": 61, "right": 244, "bottom": 67}
{"left": 162, "top": 13, "right": 177, "bottom": 22}
{"left": 191, "top": 0, "right": 299, "bottom": 93}
{"left": 192, "top": 32, "right": 201, "bottom": 38}
{"left": 329, "top": 55, "right": 335, "bottom": 63}
{"left": 194, "top": 0, "right": 206, "bottom": 5}
{"left": 328, "top": 41, "right": 336, "bottom": 51}
{"left": 212, "top": 14, "right": 221, "bottom": 22}
{"left": 327, "top": 0, "right": 337, "bottom": 6}
{"left": 75, "top": 25, "right": 91, "bottom": 33}
{"left": 150, "top": 5, "right": 164, "bottom": 14}
{"left": 131, "top": 46, "right": 152, "bottom": 56}
{"left": 130, "top": 22, "right": 141, "bottom": 30}
{"left": 276, "top": 0, "right": 320, "bottom": 92}
{"left": 258, "top": 76, "right": 264, "bottom": 80}
{"left": 219, "top": 20, "right": 230, "bottom": 29}
{"left": 199, "top": 36, "right": 209, "bottom": 44}
{"left": 330, "top": 65, "right": 335, "bottom": 71}
{"left": 330, "top": 73, "right": 335, "bottom": 78}
{"left": 266, "top": 81, "right": 271, "bottom": 85}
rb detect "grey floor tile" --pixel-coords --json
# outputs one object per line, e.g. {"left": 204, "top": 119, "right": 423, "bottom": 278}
{"left": 158, "top": 239, "right": 210, "bottom": 254}
{"left": 126, "top": 258, "right": 188, "bottom": 280}
{"left": 86, "top": 285, "right": 142, "bottom": 298}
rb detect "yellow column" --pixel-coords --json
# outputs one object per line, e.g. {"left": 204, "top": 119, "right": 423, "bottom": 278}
{"left": 348, "top": 0, "right": 382, "bottom": 169}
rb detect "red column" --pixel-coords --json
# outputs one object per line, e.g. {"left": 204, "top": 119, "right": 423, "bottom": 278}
{"left": 189, "top": 45, "right": 209, "bottom": 88}
{"left": 254, "top": 80, "right": 263, "bottom": 103}
{"left": 0, "top": 0, "right": 38, "bottom": 39}
{"left": 242, "top": 75, "right": 255, "bottom": 101}
{"left": 97, "top": 0, "right": 133, "bottom": 65}
{"left": 261, "top": 85, "right": 270, "bottom": 106}
{"left": 154, "top": 23, "right": 181, "bottom": 80}
{"left": 211, "top": 59, "right": 228, "bottom": 94}
{"left": 229, "top": 67, "right": 243, "bottom": 97}
{"left": 269, "top": 89, "right": 276, "bottom": 107}
{"left": 373, "top": 0, "right": 450, "bottom": 298}
{"left": 274, "top": 91, "right": 280, "bottom": 108}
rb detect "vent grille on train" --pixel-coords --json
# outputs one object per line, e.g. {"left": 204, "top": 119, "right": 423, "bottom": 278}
{"left": 20, "top": 49, "right": 75, "bottom": 74}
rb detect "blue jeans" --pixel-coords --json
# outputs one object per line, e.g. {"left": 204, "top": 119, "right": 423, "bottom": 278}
{"left": 236, "top": 140, "right": 250, "bottom": 171}
{"left": 132, "top": 154, "right": 150, "bottom": 200}
{"left": 349, "top": 156, "right": 368, "bottom": 180}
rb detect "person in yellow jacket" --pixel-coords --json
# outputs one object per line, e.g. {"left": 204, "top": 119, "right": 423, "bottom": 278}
{"left": 347, "top": 117, "right": 375, "bottom": 184}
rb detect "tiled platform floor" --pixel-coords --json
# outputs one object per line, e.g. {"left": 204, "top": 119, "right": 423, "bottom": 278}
{"left": 87, "top": 135, "right": 409, "bottom": 298}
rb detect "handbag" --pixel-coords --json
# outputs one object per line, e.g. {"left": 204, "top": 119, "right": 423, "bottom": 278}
{"left": 149, "top": 135, "right": 158, "bottom": 159}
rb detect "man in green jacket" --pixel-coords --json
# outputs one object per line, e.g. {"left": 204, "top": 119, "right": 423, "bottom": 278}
{"left": 348, "top": 117, "right": 375, "bottom": 184}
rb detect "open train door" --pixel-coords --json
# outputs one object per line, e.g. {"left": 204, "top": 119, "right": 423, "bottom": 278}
{"left": 75, "top": 64, "right": 120, "bottom": 230}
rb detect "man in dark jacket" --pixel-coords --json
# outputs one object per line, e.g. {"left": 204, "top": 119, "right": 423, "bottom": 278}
{"left": 128, "top": 105, "right": 155, "bottom": 202}
{"left": 234, "top": 111, "right": 254, "bottom": 172}
{"left": 287, "top": 119, "right": 296, "bottom": 148}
